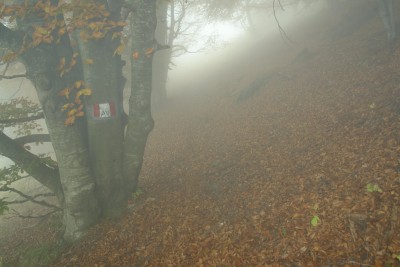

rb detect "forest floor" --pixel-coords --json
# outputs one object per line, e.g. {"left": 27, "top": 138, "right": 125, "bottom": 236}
{"left": 3, "top": 1, "right": 400, "bottom": 266}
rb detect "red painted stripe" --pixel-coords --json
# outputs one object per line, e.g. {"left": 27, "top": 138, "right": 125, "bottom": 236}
{"left": 93, "top": 104, "right": 100, "bottom": 117}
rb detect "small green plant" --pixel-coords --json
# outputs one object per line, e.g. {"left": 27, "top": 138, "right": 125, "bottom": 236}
{"left": 132, "top": 187, "right": 144, "bottom": 199}
{"left": 311, "top": 215, "right": 321, "bottom": 227}
{"left": 272, "top": 226, "right": 287, "bottom": 237}
{"left": 366, "top": 183, "right": 382, "bottom": 193}
{"left": 19, "top": 243, "right": 62, "bottom": 267}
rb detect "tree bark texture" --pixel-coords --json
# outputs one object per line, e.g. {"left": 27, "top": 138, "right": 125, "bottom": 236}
{"left": 76, "top": 31, "right": 127, "bottom": 218}
{"left": 123, "top": 0, "right": 157, "bottom": 194}
{"left": 1, "top": 10, "right": 100, "bottom": 241}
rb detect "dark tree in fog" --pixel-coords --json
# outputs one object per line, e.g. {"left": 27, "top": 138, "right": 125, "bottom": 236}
{"left": 0, "top": 0, "right": 158, "bottom": 242}
{"left": 152, "top": 0, "right": 189, "bottom": 110}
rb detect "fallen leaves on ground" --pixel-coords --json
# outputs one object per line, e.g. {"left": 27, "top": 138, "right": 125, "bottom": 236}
{"left": 55, "top": 19, "right": 400, "bottom": 266}
{"left": 2, "top": 4, "right": 400, "bottom": 266}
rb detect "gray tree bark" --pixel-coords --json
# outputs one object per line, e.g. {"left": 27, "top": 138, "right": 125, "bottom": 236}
{"left": 1, "top": 11, "right": 100, "bottom": 242}
{"left": 75, "top": 1, "right": 127, "bottom": 218}
{"left": 1, "top": 0, "right": 158, "bottom": 242}
{"left": 123, "top": 0, "right": 157, "bottom": 194}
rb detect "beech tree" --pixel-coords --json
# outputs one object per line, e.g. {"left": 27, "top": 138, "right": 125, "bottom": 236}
{"left": 0, "top": 0, "right": 160, "bottom": 242}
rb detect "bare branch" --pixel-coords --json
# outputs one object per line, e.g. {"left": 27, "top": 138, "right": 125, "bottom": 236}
{"left": 0, "top": 73, "right": 27, "bottom": 80}
{"left": 0, "top": 112, "right": 44, "bottom": 124}
{"left": 172, "top": 44, "right": 198, "bottom": 54}
{"left": 9, "top": 208, "right": 60, "bottom": 220}
{"left": 5, "top": 186, "right": 60, "bottom": 210}
{"left": 273, "top": 0, "right": 297, "bottom": 46}
{"left": 13, "top": 134, "right": 51, "bottom": 145}
{"left": 0, "top": 131, "right": 64, "bottom": 202}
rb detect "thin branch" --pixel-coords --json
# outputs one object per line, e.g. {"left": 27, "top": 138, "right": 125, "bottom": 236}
{"left": 0, "top": 112, "right": 44, "bottom": 124}
{"left": 6, "top": 192, "right": 55, "bottom": 205}
{"left": 13, "top": 134, "right": 50, "bottom": 145}
{"left": 5, "top": 186, "right": 60, "bottom": 210}
{"left": 0, "top": 174, "right": 30, "bottom": 186}
{"left": 9, "top": 208, "right": 60, "bottom": 220}
{"left": 0, "top": 131, "right": 63, "bottom": 202}
{"left": 172, "top": 44, "right": 198, "bottom": 54}
{"left": 273, "top": 0, "right": 297, "bottom": 46}
{"left": 0, "top": 73, "right": 27, "bottom": 80}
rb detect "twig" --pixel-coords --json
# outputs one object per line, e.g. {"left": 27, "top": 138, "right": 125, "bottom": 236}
{"left": 5, "top": 186, "right": 60, "bottom": 210}
{"left": 0, "top": 112, "right": 44, "bottom": 124}
{"left": 0, "top": 73, "right": 26, "bottom": 79}
{"left": 13, "top": 134, "right": 51, "bottom": 145}
{"left": 9, "top": 208, "right": 60, "bottom": 220}
{"left": 272, "top": 0, "right": 297, "bottom": 46}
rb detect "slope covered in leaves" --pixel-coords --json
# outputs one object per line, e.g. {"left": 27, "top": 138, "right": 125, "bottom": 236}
{"left": 52, "top": 4, "right": 400, "bottom": 266}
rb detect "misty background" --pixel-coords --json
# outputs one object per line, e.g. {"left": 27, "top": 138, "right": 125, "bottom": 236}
{"left": 0, "top": 0, "right": 388, "bottom": 242}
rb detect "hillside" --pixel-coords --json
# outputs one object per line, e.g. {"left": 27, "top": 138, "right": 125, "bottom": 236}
{"left": 3, "top": 1, "right": 400, "bottom": 266}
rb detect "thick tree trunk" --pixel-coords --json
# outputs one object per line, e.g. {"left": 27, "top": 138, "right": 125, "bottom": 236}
{"left": 76, "top": 34, "right": 127, "bottom": 218}
{"left": 123, "top": 0, "right": 157, "bottom": 194}
{"left": 75, "top": 0, "right": 128, "bottom": 218}
{"left": 24, "top": 45, "right": 100, "bottom": 242}
{"left": 1, "top": 19, "right": 100, "bottom": 242}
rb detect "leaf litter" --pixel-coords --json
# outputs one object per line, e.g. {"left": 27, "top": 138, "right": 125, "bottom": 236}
{"left": 55, "top": 27, "right": 400, "bottom": 266}
{"left": 2, "top": 4, "right": 400, "bottom": 266}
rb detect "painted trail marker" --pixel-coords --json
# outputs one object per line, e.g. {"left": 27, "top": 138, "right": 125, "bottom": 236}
{"left": 93, "top": 102, "right": 116, "bottom": 119}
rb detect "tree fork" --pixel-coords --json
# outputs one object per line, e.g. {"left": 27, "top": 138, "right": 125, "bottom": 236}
{"left": 0, "top": 131, "right": 64, "bottom": 204}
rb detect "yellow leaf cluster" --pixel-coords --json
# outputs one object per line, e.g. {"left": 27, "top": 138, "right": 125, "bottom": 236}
{"left": 58, "top": 53, "right": 79, "bottom": 77}
{"left": 85, "top": 58, "right": 94, "bottom": 65}
{"left": 114, "top": 43, "right": 125, "bottom": 56}
{"left": 59, "top": 81, "right": 92, "bottom": 126}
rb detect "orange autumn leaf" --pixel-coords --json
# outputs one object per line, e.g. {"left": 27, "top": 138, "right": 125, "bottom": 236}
{"left": 64, "top": 115, "right": 75, "bottom": 126}
{"left": 114, "top": 43, "right": 125, "bottom": 56}
{"left": 145, "top": 47, "right": 154, "bottom": 57}
{"left": 75, "top": 80, "right": 84, "bottom": 89}
{"left": 33, "top": 25, "right": 49, "bottom": 36}
{"left": 116, "top": 21, "right": 126, "bottom": 27}
{"left": 75, "top": 88, "right": 92, "bottom": 104}
{"left": 132, "top": 51, "right": 139, "bottom": 60}
{"left": 112, "top": 32, "right": 121, "bottom": 40}
{"left": 75, "top": 111, "right": 85, "bottom": 117}
{"left": 58, "top": 57, "right": 66, "bottom": 71}
{"left": 58, "top": 27, "right": 66, "bottom": 36}
{"left": 69, "top": 58, "right": 77, "bottom": 69}
{"left": 59, "top": 87, "right": 71, "bottom": 99}
{"left": 91, "top": 31, "right": 104, "bottom": 39}
{"left": 67, "top": 109, "right": 77, "bottom": 117}
{"left": 85, "top": 58, "right": 94, "bottom": 65}
{"left": 76, "top": 88, "right": 93, "bottom": 98}
{"left": 61, "top": 103, "right": 74, "bottom": 111}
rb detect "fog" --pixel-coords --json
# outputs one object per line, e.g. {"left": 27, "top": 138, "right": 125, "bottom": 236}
{"left": 3, "top": 0, "right": 397, "bottom": 263}
{"left": 167, "top": 0, "right": 334, "bottom": 97}
{"left": 0, "top": 0, "right": 347, "bottom": 169}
